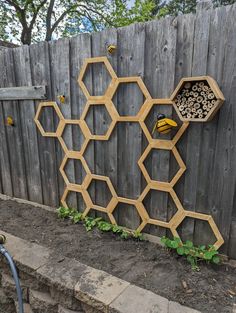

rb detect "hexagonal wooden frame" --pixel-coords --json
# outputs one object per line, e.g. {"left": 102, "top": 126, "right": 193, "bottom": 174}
{"left": 170, "top": 76, "right": 225, "bottom": 122}
{"left": 35, "top": 57, "right": 225, "bottom": 249}
{"left": 34, "top": 101, "right": 65, "bottom": 137}
{"left": 78, "top": 56, "right": 117, "bottom": 100}
{"left": 80, "top": 99, "right": 118, "bottom": 140}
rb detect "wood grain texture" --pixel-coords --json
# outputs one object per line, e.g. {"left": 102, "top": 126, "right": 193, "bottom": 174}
{"left": 29, "top": 41, "right": 59, "bottom": 206}
{"left": 13, "top": 45, "right": 43, "bottom": 203}
{"left": 0, "top": 85, "right": 46, "bottom": 100}
{"left": 0, "top": 48, "right": 28, "bottom": 199}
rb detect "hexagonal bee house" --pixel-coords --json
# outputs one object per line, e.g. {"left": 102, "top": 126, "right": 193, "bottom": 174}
{"left": 170, "top": 76, "right": 225, "bottom": 122}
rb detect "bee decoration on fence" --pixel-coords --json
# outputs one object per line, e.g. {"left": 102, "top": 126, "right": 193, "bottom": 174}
{"left": 152, "top": 113, "right": 177, "bottom": 134}
{"left": 107, "top": 45, "right": 117, "bottom": 54}
{"left": 57, "top": 95, "right": 65, "bottom": 104}
{"left": 6, "top": 116, "right": 14, "bottom": 127}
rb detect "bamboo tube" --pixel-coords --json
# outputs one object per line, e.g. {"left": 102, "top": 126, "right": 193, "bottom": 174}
{"left": 199, "top": 82, "right": 205, "bottom": 87}
{"left": 197, "top": 96, "right": 203, "bottom": 103}
{"left": 177, "top": 95, "right": 182, "bottom": 100}
{"left": 199, "top": 114, "right": 203, "bottom": 118}
{"left": 184, "top": 82, "right": 192, "bottom": 89}
{"left": 189, "top": 102, "right": 194, "bottom": 107}
{"left": 194, "top": 103, "right": 200, "bottom": 109}
{"left": 185, "top": 92, "right": 190, "bottom": 97}
{"left": 208, "top": 93, "right": 215, "bottom": 99}
{"left": 202, "top": 100, "right": 207, "bottom": 105}
{"left": 193, "top": 92, "right": 199, "bottom": 98}
{"left": 211, "top": 100, "right": 216, "bottom": 105}
{"left": 208, "top": 103, "right": 213, "bottom": 108}
{"left": 203, "top": 86, "right": 209, "bottom": 92}
{"left": 192, "top": 85, "right": 198, "bottom": 91}
{"left": 197, "top": 109, "right": 203, "bottom": 114}
{"left": 179, "top": 105, "right": 184, "bottom": 111}
{"left": 182, "top": 110, "right": 186, "bottom": 115}
{"left": 204, "top": 111, "right": 208, "bottom": 115}
{"left": 186, "top": 108, "right": 191, "bottom": 113}
{"left": 192, "top": 108, "right": 196, "bottom": 113}
{"left": 187, "top": 113, "right": 192, "bottom": 118}
{"left": 203, "top": 105, "right": 208, "bottom": 110}
{"left": 190, "top": 91, "right": 194, "bottom": 96}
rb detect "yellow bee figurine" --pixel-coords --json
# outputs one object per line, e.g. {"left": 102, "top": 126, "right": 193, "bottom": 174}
{"left": 6, "top": 116, "right": 14, "bottom": 126}
{"left": 152, "top": 113, "right": 177, "bottom": 134}
{"left": 107, "top": 45, "right": 116, "bottom": 54}
{"left": 57, "top": 95, "right": 65, "bottom": 104}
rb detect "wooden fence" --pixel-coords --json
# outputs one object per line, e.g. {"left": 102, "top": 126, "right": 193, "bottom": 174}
{"left": 0, "top": 2, "right": 236, "bottom": 258}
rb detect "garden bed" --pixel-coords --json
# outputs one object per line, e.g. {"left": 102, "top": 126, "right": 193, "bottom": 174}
{"left": 0, "top": 198, "right": 235, "bottom": 313}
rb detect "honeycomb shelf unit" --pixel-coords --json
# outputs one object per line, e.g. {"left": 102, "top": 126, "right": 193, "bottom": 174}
{"left": 34, "top": 57, "right": 225, "bottom": 250}
{"left": 170, "top": 76, "right": 225, "bottom": 122}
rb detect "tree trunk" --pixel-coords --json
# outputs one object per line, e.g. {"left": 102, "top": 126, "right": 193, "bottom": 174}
{"left": 21, "top": 27, "right": 32, "bottom": 45}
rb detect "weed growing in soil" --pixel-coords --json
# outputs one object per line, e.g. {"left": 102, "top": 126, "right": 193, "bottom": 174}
{"left": 161, "top": 236, "right": 221, "bottom": 270}
{"left": 57, "top": 206, "right": 144, "bottom": 240}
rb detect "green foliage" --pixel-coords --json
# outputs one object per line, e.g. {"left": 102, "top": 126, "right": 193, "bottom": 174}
{"left": 57, "top": 206, "right": 145, "bottom": 241}
{"left": 161, "top": 236, "right": 221, "bottom": 270}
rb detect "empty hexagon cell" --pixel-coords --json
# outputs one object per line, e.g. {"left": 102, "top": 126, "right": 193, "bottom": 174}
{"left": 61, "top": 188, "right": 87, "bottom": 213}
{"left": 60, "top": 156, "right": 89, "bottom": 186}
{"left": 110, "top": 77, "right": 151, "bottom": 119}
{"left": 176, "top": 212, "right": 224, "bottom": 249}
{"left": 81, "top": 101, "right": 117, "bottom": 140}
{"left": 78, "top": 57, "right": 117, "bottom": 99}
{"left": 58, "top": 121, "right": 88, "bottom": 155}
{"left": 111, "top": 202, "right": 142, "bottom": 230}
{"left": 170, "top": 76, "right": 225, "bottom": 122}
{"left": 34, "top": 102, "right": 64, "bottom": 137}
{"left": 139, "top": 146, "right": 185, "bottom": 188}
{"left": 87, "top": 175, "right": 117, "bottom": 208}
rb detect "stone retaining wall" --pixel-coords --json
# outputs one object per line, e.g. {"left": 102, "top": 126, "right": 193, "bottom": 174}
{"left": 0, "top": 230, "right": 200, "bottom": 313}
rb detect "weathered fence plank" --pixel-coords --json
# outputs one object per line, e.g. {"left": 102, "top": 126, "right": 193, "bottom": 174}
{"left": 13, "top": 45, "right": 43, "bottom": 204}
{"left": 91, "top": 28, "right": 118, "bottom": 220}
{"left": 182, "top": 7, "right": 211, "bottom": 243}
{"left": 173, "top": 13, "right": 195, "bottom": 239}
{"left": 0, "top": 86, "right": 46, "bottom": 100}
{"left": 0, "top": 52, "right": 13, "bottom": 196}
{"left": 29, "top": 41, "right": 59, "bottom": 207}
{"left": 49, "top": 38, "right": 73, "bottom": 201}
{"left": 144, "top": 17, "right": 177, "bottom": 236}
{"left": 70, "top": 33, "right": 93, "bottom": 211}
{"left": 116, "top": 23, "right": 145, "bottom": 229}
{"left": 0, "top": 49, "right": 28, "bottom": 199}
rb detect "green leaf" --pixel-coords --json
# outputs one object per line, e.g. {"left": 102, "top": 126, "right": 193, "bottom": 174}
{"left": 204, "top": 251, "right": 214, "bottom": 260}
{"left": 177, "top": 247, "right": 185, "bottom": 255}
{"left": 212, "top": 255, "right": 220, "bottom": 264}
{"left": 171, "top": 241, "right": 179, "bottom": 249}
{"left": 185, "top": 240, "right": 193, "bottom": 248}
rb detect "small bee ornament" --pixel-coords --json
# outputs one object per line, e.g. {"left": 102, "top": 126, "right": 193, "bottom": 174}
{"left": 152, "top": 113, "right": 177, "bottom": 134}
{"left": 57, "top": 95, "right": 65, "bottom": 104}
{"left": 107, "top": 45, "right": 116, "bottom": 54}
{"left": 6, "top": 116, "right": 14, "bottom": 127}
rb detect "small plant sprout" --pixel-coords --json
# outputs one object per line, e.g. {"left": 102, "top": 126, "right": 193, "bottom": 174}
{"left": 57, "top": 206, "right": 145, "bottom": 241}
{"left": 161, "top": 236, "right": 221, "bottom": 270}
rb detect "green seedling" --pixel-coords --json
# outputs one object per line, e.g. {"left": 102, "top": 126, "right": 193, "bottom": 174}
{"left": 161, "top": 236, "right": 221, "bottom": 270}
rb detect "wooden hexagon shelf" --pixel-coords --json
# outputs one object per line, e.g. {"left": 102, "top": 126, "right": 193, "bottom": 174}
{"left": 170, "top": 76, "right": 225, "bottom": 122}
{"left": 35, "top": 57, "right": 225, "bottom": 250}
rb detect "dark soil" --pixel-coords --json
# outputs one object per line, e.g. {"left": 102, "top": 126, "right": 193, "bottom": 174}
{"left": 0, "top": 199, "right": 235, "bottom": 313}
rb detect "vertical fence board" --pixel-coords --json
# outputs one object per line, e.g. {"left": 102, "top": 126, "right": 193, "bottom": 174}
{"left": 13, "top": 45, "right": 43, "bottom": 203}
{"left": 70, "top": 33, "right": 92, "bottom": 211}
{"left": 182, "top": 8, "right": 211, "bottom": 243}
{"left": 116, "top": 23, "right": 145, "bottom": 229}
{"left": 91, "top": 29, "right": 118, "bottom": 218}
{"left": 0, "top": 49, "right": 28, "bottom": 199}
{"left": 29, "top": 42, "right": 59, "bottom": 207}
{"left": 209, "top": 4, "right": 236, "bottom": 253}
{"left": 194, "top": 6, "right": 228, "bottom": 245}
{"left": 0, "top": 51, "right": 12, "bottom": 196}
{"left": 144, "top": 17, "right": 177, "bottom": 236}
{"left": 49, "top": 39, "right": 73, "bottom": 201}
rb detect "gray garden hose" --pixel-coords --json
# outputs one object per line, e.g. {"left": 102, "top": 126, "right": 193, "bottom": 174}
{"left": 0, "top": 235, "right": 24, "bottom": 313}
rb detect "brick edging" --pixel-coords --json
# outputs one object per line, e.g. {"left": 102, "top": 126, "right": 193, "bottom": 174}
{"left": 0, "top": 229, "right": 201, "bottom": 313}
